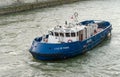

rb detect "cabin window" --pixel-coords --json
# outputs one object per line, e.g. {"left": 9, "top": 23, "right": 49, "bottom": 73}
{"left": 71, "top": 33, "right": 75, "bottom": 37}
{"left": 55, "top": 32, "right": 59, "bottom": 36}
{"left": 51, "top": 32, "right": 54, "bottom": 36}
{"left": 60, "top": 33, "right": 64, "bottom": 37}
{"left": 49, "top": 31, "right": 53, "bottom": 36}
{"left": 66, "top": 33, "right": 70, "bottom": 37}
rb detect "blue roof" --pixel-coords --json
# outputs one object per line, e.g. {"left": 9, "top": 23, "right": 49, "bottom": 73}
{"left": 80, "top": 20, "right": 95, "bottom": 25}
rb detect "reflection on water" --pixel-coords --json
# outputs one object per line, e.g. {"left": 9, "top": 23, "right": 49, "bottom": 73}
{"left": 0, "top": 0, "right": 120, "bottom": 77}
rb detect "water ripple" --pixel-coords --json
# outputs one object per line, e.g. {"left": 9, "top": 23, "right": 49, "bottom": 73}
{"left": 0, "top": 0, "right": 120, "bottom": 77}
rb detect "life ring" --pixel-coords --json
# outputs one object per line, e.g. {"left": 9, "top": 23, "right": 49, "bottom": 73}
{"left": 68, "top": 39, "right": 72, "bottom": 43}
{"left": 44, "top": 39, "right": 48, "bottom": 42}
{"left": 43, "top": 38, "right": 48, "bottom": 42}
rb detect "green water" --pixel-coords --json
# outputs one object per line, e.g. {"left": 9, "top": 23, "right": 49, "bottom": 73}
{"left": 0, "top": 0, "right": 120, "bottom": 77}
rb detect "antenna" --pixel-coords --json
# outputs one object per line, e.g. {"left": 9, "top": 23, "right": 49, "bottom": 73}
{"left": 74, "top": 12, "right": 78, "bottom": 18}
{"left": 65, "top": 21, "right": 67, "bottom": 25}
{"left": 74, "top": 12, "right": 78, "bottom": 22}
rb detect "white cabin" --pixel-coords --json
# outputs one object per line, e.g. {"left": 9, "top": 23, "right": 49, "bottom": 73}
{"left": 41, "top": 22, "right": 100, "bottom": 43}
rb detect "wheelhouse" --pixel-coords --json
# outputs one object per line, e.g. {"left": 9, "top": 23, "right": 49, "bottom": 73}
{"left": 47, "top": 25, "right": 87, "bottom": 43}
{"left": 41, "top": 21, "right": 102, "bottom": 44}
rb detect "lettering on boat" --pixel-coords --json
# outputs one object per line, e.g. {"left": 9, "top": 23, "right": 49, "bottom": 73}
{"left": 54, "top": 47, "right": 69, "bottom": 50}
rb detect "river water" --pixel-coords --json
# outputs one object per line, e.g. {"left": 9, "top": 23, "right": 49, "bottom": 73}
{"left": 0, "top": 0, "right": 120, "bottom": 77}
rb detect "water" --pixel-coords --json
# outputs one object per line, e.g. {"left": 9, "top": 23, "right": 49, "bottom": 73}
{"left": 0, "top": 0, "right": 120, "bottom": 77}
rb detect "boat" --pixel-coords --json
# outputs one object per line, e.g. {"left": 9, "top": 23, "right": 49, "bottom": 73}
{"left": 29, "top": 13, "right": 112, "bottom": 60}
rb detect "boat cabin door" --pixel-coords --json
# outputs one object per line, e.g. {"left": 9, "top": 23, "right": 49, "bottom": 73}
{"left": 79, "top": 30, "right": 83, "bottom": 41}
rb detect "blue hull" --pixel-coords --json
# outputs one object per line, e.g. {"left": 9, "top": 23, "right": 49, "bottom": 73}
{"left": 29, "top": 20, "right": 112, "bottom": 60}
